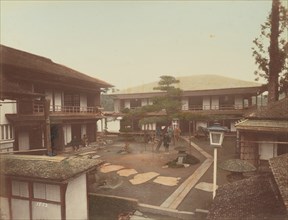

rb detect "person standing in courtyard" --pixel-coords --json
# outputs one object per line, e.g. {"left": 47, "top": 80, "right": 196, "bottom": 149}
{"left": 174, "top": 126, "right": 181, "bottom": 142}
{"left": 163, "top": 131, "right": 170, "bottom": 152}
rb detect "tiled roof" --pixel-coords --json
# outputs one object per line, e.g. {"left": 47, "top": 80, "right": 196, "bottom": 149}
{"left": 0, "top": 76, "right": 44, "bottom": 99}
{"left": 113, "top": 75, "right": 262, "bottom": 94}
{"left": 0, "top": 154, "right": 103, "bottom": 182}
{"left": 245, "top": 97, "right": 288, "bottom": 119}
{"left": 269, "top": 154, "right": 288, "bottom": 212}
{"left": 207, "top": 174, "right": 287, "bottom": 220}
{"left": 0, "top": 45, "right": 112, "bottom": 88}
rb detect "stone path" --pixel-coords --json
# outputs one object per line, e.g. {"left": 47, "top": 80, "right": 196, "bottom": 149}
{"left": 159, "top": 138, "right": 213, "bottom": 209}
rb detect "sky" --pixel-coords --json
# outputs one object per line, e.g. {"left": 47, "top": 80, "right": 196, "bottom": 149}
{"left": 0, "top": 0, "right": 278, "bottom": 90}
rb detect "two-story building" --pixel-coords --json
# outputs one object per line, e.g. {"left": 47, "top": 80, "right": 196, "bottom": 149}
{"left": 0, "top": 45, "right": 112, "bottom": 153}
{"left": 235, "top": 97, "right": 288, "bottom": 168}
{"left": 111, "top": 75, "right": 264, "bottom": 134}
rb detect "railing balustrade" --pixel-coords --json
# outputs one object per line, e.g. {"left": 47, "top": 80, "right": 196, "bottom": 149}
{"left": 182, "top": 104, "right": 250, "bottom": 111}
{"left": 33, "top": 104, "right": 100, "bottom": 114}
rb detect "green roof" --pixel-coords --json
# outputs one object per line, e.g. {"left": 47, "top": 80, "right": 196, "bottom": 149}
{"left": 114, "top": 75, "right": 262, "bottom": 94}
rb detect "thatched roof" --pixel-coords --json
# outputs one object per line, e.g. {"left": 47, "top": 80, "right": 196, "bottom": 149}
{"left": 207, "top": 174, "right": 287, "bottom": 220}
{"left": 235, "top": 119, "right": 288, "bottom": 132}
{"left": 245, "top": 97, "right": 288, "bottom": 120}
{"left": 0, "top": 45, "right": 113, "bottom": 88}
{"left": 218, "top": 159, "right": 256, "bottom": 173}
{"left": 0, "top": 154, "right": 103, "bottom": 182}
{"left": 269, "top": 154, "right": 288, "bottom": 212}
{"left": 113, "top": 75, "right": 262, "bottom": 95}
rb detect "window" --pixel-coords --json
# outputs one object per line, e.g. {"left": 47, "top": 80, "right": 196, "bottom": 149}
{"left": 130, "top": 99, "right": 141, "bottom": 109}
{"left": 12, "top": 180, "right": 29, "bottom": 198}
{"left": 64, "top": 93, "right": 80, "bottom": 107}
{"left": 33, "top": 182, "right": 60, "bottom": 202}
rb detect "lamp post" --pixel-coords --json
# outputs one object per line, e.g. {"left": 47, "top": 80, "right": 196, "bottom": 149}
{"left": 207, "top": 123, "right": 227, "bottom": 199}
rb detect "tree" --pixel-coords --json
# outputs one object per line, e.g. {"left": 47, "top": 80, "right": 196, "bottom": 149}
{"left": 252, "top": 0, "right": 288, "bottom": 102}
{"left": 123, "top": 75, "right": 182, "bottom": 133}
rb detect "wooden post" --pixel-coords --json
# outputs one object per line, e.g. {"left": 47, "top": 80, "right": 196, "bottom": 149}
{"left": 44, "top": 99, "right": 52, "bottom": 155}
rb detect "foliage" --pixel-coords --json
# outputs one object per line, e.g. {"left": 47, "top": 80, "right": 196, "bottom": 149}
{"left": 100, "top": 94, "right": 115, "bottom": 111}
{"left": 124, "top": 75, "right": 182, "bottom": 128}
{"left": 166, "top": 154, "right": 200, "bottom": 168}
{"left": 252, "top": 0, "right": 288, "bottom": 99}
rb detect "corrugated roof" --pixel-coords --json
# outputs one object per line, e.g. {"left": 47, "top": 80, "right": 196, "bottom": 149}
{"left": 0, "top": 45, "right": 113, "bottom": 88}
{"left": 269, "top": 154, "right": 288, "bottom": 212}
{"left": 114, "top": 75, "right": 262, "bottom": 94}
{"left": 0, "top": 154, "right": 103, "bottom": 182}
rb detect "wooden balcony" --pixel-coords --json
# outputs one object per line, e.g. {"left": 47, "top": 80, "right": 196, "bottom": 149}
{"left": 183, "top": 104, "right": 248, "bottom": 111}
{"left": 181, "top": 104, "right": 257, "bottom": 115}
{"left": 33, "top": 104, "right": 102, "bottom": 115}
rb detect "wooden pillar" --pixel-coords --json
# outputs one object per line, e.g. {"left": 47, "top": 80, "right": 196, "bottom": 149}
{"left": 44, "top": 99, "right": 52, "bottom": 154}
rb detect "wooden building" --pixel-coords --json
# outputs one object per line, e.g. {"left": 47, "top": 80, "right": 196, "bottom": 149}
{"left": 0, "top": 154, "right": 103, "bottom": 220}
{"left": 0, "top": 45, "right": 112, "bottom": 153}
{"left": 111, "top": 75, "right": 264, "bottom": 134}
{"left": 236, "top": 97, "right": 288, "bottom": 167}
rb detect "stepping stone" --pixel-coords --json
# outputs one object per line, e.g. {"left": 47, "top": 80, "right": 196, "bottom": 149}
{"left": 100, "top": 164, "right": 124, "bottom": 173}
{"left": 195, "top": 182, "right": 218, "bottom": 192}
{"left": 129, "top": 172, "right": 159, "bottom": 185}
{"left": 117, "top": 169, "right": 138, "bottom": 177}
{"left": 153, "top": 176, "right": 181, "bottom": 186}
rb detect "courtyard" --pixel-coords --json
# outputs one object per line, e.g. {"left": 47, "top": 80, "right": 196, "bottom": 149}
{"left": 62, "top": 135, "right": 238, "bottom": 219}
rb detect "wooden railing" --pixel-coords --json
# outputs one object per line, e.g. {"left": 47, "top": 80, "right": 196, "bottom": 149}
{"left": 182, "top": 104, "right": 249, "bottom": 111}
{"left": 33, "top": 104, "right": 101, "bottom": 114}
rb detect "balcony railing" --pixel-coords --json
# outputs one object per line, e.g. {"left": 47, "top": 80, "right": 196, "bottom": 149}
{"left": 33, "top": 104, "right": 101, "bottom": 114}
{"left": 183, "top": 104, "right": 249, "bottom": 111}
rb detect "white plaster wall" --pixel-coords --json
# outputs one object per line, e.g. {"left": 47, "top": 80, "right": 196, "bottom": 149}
{"left": 32, "top": 201, "right": 61, "bottom": 220}
{"left": 234, "top": 95, "right": 243, "bottom": 109}
{"left": 141, "top": 99, "right": 148, "bottom": 106}
{"left": 63, "top": 124, "right": 72, "bottom": 145}
{"left": 181, "top": 97, "right": 189, "bottom": 110}
{"left": 45, "top": 90, "right": 53, "bottom": 111}
{"left": 18, "top": 131, "right": 29, "bottom": 151}
{"left": 259, "top": 143, "right": 276, "bottom": 160}
{"left": 106, "top": 118, "right": 120, "bottom": 132}
{"left": 0, "top": 197, "right": 10, "bottom": 220}
{"left": 81, "top": 124, "right": 87, "bottom": 137}
{"left": 114, "top": 99, "right": 120, "bottom": 112}
{"left": 11, "top": 199, "right": 30, "bottom": 220}
{"left": 202, "top": 97, "right": 210, "bottom": 110}
{"left": 230, "top": 121, "right": 236, "bottom": 132}
{"left": 66, "top": 174, "right": 88, "bottom": 220}
{"left": 211, "top": 96, "right": 219, "bottom": 110}
{"left": 80, "top": 94, "right": 87, "bottom": 108}
{"left": 97, "top": 120, "right": 103, "bottom": 132}
{"left": 124, "top": 100, "right": 130, "bottom": 109}
{"left": 148, "top": 99, "right": 153, "bottom": 105}
{"left": 54, "top": 91, "right": 62, "bottom": 111}
{"left": 0, "top": 100, "right": 17, "bottom": 124}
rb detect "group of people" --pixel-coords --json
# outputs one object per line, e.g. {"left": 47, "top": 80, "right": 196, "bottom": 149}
{"left": 155, "top": 125, "right": 181, "bottom": 152}
{"left": 70, "top": 134, "right": 89, "bottom": 151}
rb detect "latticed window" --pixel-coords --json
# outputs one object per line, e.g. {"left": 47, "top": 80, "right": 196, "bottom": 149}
{"left": 64, "top": 93, "right": 80, "bottom": 106}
